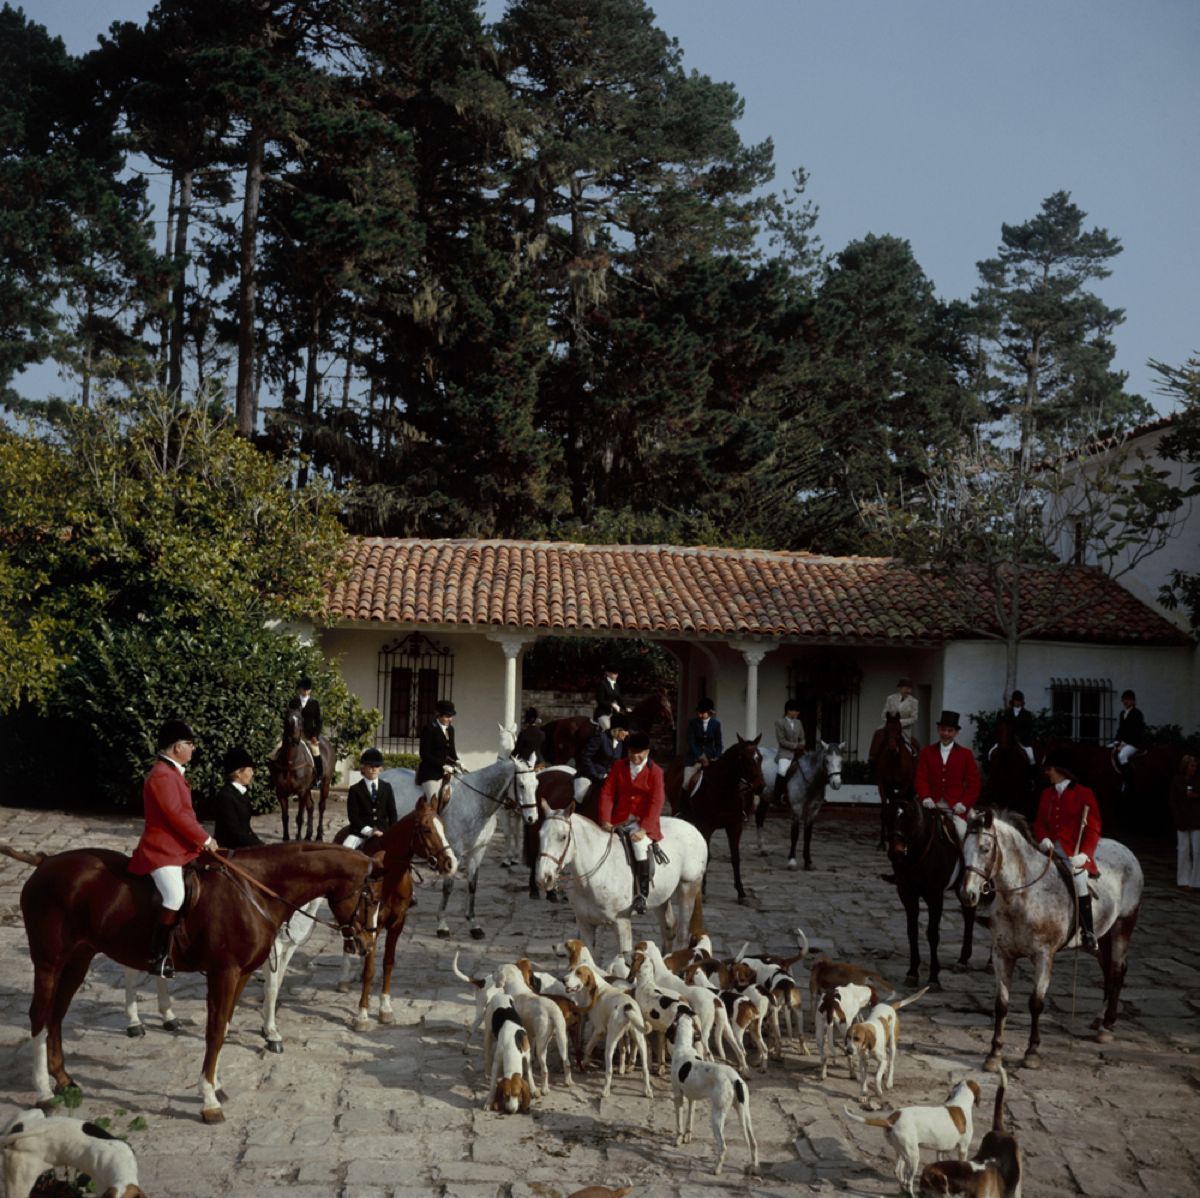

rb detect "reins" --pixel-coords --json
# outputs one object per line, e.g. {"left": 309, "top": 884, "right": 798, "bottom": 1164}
{"left": 446, "top": 761, "right": 538, "bottom": 814}
{"left": 537, "top": 815, "right": 616, "bottom": 884}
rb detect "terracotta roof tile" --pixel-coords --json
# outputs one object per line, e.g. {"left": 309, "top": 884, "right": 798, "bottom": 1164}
{"left": 325, "top": 539, "right": 1191, "bottom": 647}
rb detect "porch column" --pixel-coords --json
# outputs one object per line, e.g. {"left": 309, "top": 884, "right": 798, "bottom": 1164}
{"left": 732, "top": 641, "right": 769, "bottom": 738}
{"left": 486, "top": 632, "right": 536, "bottom": 728}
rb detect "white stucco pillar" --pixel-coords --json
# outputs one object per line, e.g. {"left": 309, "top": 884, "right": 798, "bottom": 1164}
{"left": 486, "top": 632, "right": 536, "bottom": 728}
{"left": 732, "top": 642, "right": 769, "bottom": 738}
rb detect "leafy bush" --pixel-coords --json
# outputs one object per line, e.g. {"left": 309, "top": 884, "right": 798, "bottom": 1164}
{"left": 382, "top": 752, "right": 420, "bottom": 770}
{"left": 521, "top": 636, "right": 677, "bottom": 692}
{"left": 970, "top": 707, "right": 1069, "bottom": 763}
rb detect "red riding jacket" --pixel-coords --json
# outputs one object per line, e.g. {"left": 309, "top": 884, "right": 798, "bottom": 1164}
{"left": 914, "top": 742, "right": 981, "bottom": 811}
{"left": 597, "top": 759, "right": 665, "bottom": 841}
{"left": 128, "top": 759, "right": 210, "bottom": 874}
{"left": 1034, "top": 781, "right": 1102, "bottom": 876}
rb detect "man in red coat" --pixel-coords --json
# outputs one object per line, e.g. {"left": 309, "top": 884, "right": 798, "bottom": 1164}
{"left": 1034, "top": 754, "right": 1103, "bottom": 950}
{"left": 597, "top": 731, "right": 664, "bottom": 913}
{"left": 129, "top": 718, "right": 216, "bottom": 977}
{"left": 914, "top": 709, "right": 981, "bottom": 817}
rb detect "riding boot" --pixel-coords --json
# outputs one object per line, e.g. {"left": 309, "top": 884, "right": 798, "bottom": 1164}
{"left": 772, "top": 774, "right": 787, "bottom": 808}
{"left": 1078, "top": 894, "right": 1097, "bottom": 952}
{"left": 632, "top": 859, "right": 651, "bottom": 914}
{"left": 149, "top": 912, "right": 180, "bottom": 979}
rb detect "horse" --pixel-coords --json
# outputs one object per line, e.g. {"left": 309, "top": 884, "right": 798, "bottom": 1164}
{"left": 982, "top": 715, "right": 1035, "bottom": 819}
{"left": 329, "top": 795, "right": 458, "bottom": 1031}
{"left": 960, "top": 807, "right": 1144, "bottom": 1069}
{"left": 882, "top": 796, "right": 976, "bottom": 990}
{"left": 381, "top": 752, "right": 539, "bottom": 939}
{"left": 752, "top": 741, "right": 843, "bottom": 870}
{"left": 523, "top": 766, "right": 583, "bottom": 901}
{"left": 0, "top": 840, "right": 376, "bottom": 1123}
{"left": 874, "top": 713, "right": 916, "bottom": 847}
{"left": 267, "top": 706, "right": 331, "bottom": 841}
{"left": 674, "top": 735, "right": 764, "bottom": 904}
{"left": 541, "top": 688, "right": 675, "bottom": 765}
{"left": 534, "top": 805, "right": 708, "bottom": 955}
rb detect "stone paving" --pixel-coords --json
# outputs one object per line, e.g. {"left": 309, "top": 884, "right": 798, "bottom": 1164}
{"left": 1, "top": 798, "right": 1199, "bottom": 1198}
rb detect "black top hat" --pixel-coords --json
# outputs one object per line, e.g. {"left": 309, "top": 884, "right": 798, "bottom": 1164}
{"left": 783, "top": 698, "right": 801, "bottom": 714}
{"left": 359, "top": 746, "right": 385, "bottom": 767}
{"left": 522, "top": 706, "right": 540, "bottom": 725}
{"left": 936, "top": 710, "right": 961, "bottom": 730}
{"left": 1010, "top": 690, "right": 1025, "bottom": 703}
{"left": 1041, "top": 751, "right": 1078, "bottom": 781}
{"left": 626, "top": 731, "right": 651, "bottom": 752}
{"left": 602, "top": 665, "right": 618, "bottom": 675}
{"left": 897, "top": 677, "right": 914, "bottom": 688}
{"left": 298, "top": 676, "right": 314, "bottom": 690}
{"left": 157, "top": 718, "right": 195, "bottom": 750}
{"left": 221, "top": 746, "right": 254, "bottom": 774}
{"left": 435, "top": 699, "right": 456, "bottom": 717}
{"left": 696, "top": 698, "right": 716, "bottom": 713}
{"left": 609, "top": 713, "right": 630, "bottom": 731}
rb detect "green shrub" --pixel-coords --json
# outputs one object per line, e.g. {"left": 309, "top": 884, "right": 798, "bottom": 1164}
{"left": 382, "top": 752, "right": 420, "bottom": 770}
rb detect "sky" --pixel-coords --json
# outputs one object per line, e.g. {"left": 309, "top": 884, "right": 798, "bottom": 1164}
{"left": 25, "top": 0, "right": 1200, "bottom": 413}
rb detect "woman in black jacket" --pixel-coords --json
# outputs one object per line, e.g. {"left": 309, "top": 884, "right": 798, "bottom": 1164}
{"left": 212, "top": 746, "right": 264, "bottom": 848}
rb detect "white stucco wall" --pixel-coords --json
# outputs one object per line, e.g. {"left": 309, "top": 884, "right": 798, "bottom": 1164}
{"left": 941, "top": 638, "right": 1198, "bottom": 749}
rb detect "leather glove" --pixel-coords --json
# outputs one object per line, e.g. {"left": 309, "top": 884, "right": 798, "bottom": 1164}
{"left": 953, "top": 803, "right": 966, "bottom": 816}
{"left": 1070, "top": 852, "right": 1088, "bottom": 868}
{"left": 1039, "top": 838, "right": 1054, "bottom": 853}
{"left": 921, "top": 798, "right": 935, "bottom": 809}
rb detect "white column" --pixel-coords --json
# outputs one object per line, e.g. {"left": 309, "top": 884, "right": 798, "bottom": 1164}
{"left": 487, "top": 633, "right": 535, "bottom": 729}
{"left": 732, "top": 642, "right": 769, "bottom": 739}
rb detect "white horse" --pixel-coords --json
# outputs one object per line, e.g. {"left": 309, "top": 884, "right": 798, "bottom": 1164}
{"left": 383, "top": 752, "right": 539, "bottom": 939}
{"left": 960, "top": 807, "right": 1144, "bottom": 1070}
{"left": 534, "top": 804, "right": 708, "bottom": 956}
{"left": 753, "top": 741, "right": 844, "bottom": 870}
{"left": 122, "top": 894, "right": 325, "bottom": 1053}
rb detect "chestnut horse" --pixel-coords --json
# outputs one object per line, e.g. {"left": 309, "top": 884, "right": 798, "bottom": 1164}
{"left": 0, "top": 840, "right": 375, "bottom": 1123}
{"left": 331, "top": 795, "right": 458, "bottom": 1030}
{"left": 268, "top": 706, "right": 332, "bottom": 841}
{"left": 874, "top": 712, "right": 917, "bottom": 846}
{"left": 542, "top": 688, "right": 675, "bottom": 765}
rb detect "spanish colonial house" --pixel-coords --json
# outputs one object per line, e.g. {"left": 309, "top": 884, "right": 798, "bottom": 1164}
{"left": 309, "top": 539, "right": 1196, "bottom": 782}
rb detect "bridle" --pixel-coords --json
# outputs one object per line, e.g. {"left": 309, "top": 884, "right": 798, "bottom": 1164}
{"left": 448, "top": 758, "right": 540, "bottom": 816}
{"left": 961, "top": 821, "right": 1052, "bottom": 897}
{"left": 536, "top": 812, "right": 615, "bottom": 884}
{"left": 412, "top": 814, "right": 456, "bottom": 874}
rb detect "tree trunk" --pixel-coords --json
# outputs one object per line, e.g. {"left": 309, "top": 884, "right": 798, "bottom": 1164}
{"left": 168, "top": 168, "right": 194, "bottom": 396}
{"left": 297, "top": 299, "right": 322, "bottom": 489}
{"left": 235, "top": 126, "right": 265, "bottom": 438}
{"left": 159, "top": 171, "right": 177, "bottom": 384}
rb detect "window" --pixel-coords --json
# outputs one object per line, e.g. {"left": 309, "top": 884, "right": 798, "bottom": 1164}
{"left": 377, "top": 634, "right": 454, "bottom": 752}
{"left": 787, "top": 653, "right": 862, "bottom": 753}
{"left": 1050, "top": 678, "right": 1114, "bottom": 745}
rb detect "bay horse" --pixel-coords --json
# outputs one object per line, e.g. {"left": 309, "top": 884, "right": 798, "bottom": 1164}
{"left": 874, "top": 713, "right": 916, "bottom": 846}
{"left": 535, "top": 805, "right": 708, "bottom": 955}
{"left": 675, "top": 735, "right": 764, "bottom": 904}
{"left": 882, "top": 796, "right": 976, "bottom": 990}
{"left": 330, "top": 795, "right": 458, "bottom": 1031}
{"left": 0, "top": 840, "right": 375, "bottom": 1123}
{"left": 982, "top": 715, "right": 1035, "bottom": 819}
{"left": 267, "top": 706, "right": 331, "bottom": 841}
{"left": 542, "top": 688, "right": 675, "bottom": 766}
{"left": 960, "top": 807, "right": 1143, "bottom": 1069}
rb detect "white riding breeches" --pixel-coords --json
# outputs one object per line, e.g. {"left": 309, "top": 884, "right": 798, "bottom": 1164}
{"left": 420, "top": 779, "right": 442, "bottom": 800}
{"left": 597, "top": 714, "right": 612, "bottom": 731}
{"left": 682, "top": 764, "right": 700, "bottom": 789}
{"left": 1023, "top": 745, "right": 1035, "bottom": 765}
{"left": 150, "top": 865, "right": 186, "bottom": 912}
{"left": 1116, "top": 743, "right": 1136, "bottom": 766}
{"left": 628, "top": 829, "right": 649, "bottom": 861}
{"left": 343, "top": 832, "right": 365, "bottom": 850}
{"left": 775, "top": 754, "right": 793, "bottom": 774}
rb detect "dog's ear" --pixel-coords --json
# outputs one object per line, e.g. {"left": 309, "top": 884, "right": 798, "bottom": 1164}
{"left": 665, "top": 1020, "right": 677, "bottom": 1044}
{"left": 519, "top": 1078, "right": 532, "bottom": 1113}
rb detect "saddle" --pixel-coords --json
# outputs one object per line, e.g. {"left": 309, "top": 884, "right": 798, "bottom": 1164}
{"left": 1050, "top": 854, "right": 1098, "bottom": 949}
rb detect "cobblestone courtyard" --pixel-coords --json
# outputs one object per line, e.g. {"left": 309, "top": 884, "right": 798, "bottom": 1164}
{"left": 2, "top": 798, "right": 1198, "bottom": 1198}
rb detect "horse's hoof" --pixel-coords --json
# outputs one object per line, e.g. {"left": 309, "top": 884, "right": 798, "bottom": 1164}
{"left": 201, "top": 1107, "right": 225, "bottom": 1125}
{"left": 436, "top": 928, "right": 450, "bottom": 940}
{"left": 163, "top": 1019, "right": 183, "bottom": 1033}
{"left": 904, "top": 973, "right": 919, "bottom": 988}
{"left": 546, "top": 890, "right": 560, "bottom": 903}
{"left": 1096, "top": 1027, "right": 1115, "bottom": 1044}
{"left": 352, "top": 1019, "right": 372, "bottom": 1034}
{"left": 787, "top": 859, "right": 798, "bottom": 871}
{"left": 1021, "top": 1052, "right": 1042, "bottom": 1070}
{"left": 951, "top": 960, "right": 971, "bottom": 974}
{"left": 927, "top": 980, "right": 943, "bottom": 994}
{"left": 982, "top": 1054, "right": 1002, "bottom": 1073}
{"left": 1089, "top": 1016, "right": 1103, "bottom": 1030}
{"left": 528, "top": 889, "right": 541, "bottom": 900}
{"left": 125, "top": 1025, "right": 145, "bottom": 1038}
{"left": 803, "top": 861, "right": 813, "bottom": 872}
{"left": 469, "top": 927, "right": 485, "bottom": 941}
{"left": 265, "top": 1040, "right": 284, "bottom": 1054}
{"left": 336, "top": 981, "right": 351, "bottom": 993}
{"left": 379, "top": 1009, "right": 395, "bottom": 1026}
{"left": 737, "top": 894, "right": 749, "bottom": 905}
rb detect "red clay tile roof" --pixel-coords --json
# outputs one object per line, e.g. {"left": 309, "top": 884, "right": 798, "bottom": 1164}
{"left": 325, "top": 538, "right": 1191, "bottom": 646}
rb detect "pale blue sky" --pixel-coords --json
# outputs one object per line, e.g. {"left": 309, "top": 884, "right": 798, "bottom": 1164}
{"left": 25, "top": 0, "right": 1200, "bottom": 412}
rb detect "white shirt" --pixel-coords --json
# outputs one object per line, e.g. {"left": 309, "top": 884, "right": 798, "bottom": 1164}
{"left": 299, "top": 694, "right": 310, "bottom": 707}
{"left": 232, "top": 781, "right": 247, "bottom": 795}
{"left": 939, "top": 741, "right": 955, "bottom": 763}
{"left": 1055, "top": 778, "right": 1070, "bottom": 795}
{"left": 701, "top": 719, "right": 710, "bottom": 733}
{"left": 158, "top": 754, "right": 187, "bottom": 776}
{"left": 630, "top": 761, "right": 646, "bottom": 780}
{"left": 438, "top": 720, "right": 451, "bottom": 739}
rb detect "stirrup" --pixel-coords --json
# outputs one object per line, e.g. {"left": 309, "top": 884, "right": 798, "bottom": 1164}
{"left": 149, "top": 956, "right": 175, "bottom": 980}
{"left": 632, "top": 893, "right": 647, "bottom": 914}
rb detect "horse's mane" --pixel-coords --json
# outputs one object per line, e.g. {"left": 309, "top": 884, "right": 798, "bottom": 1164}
{"left": 974, "top": 807, "right": 1037, "bottom": 847}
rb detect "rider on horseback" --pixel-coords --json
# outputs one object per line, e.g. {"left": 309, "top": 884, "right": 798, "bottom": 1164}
{"left": 868, "top": 678, "right": 919, "bottom": 770}
{"left": 1006, "top": 690, "right": 1036, "bottom": 765}
{"left": 914, "top": 710, "right": 980, "bottom": 817}
{"left": 211, "top": 745, "right": 263, "bottom": 849}
{"left": 597, "top": 731, "right": 665, "bottom": 914}
{"left": 1035, "top": 754, "right": 1102, "bottom": 951}
{"left": 1111, "top": 689, "right": 1145, "bottom": 790}
{"left": 417, "top": 699, "right": 463, "bottom": 799}
{"left": 773, "top": 698, "right": 806, "bottom": 806}
{"left": 128, "top": 719, "right": 217, "bottom": 978}
{"left": 288, "top": 676, "right": 324, "bottom": 785}
{"left": 580, "top": 712, "right": 629, "bottom": 789}
{"left": 683, "top": 698, "right": 722, "bottom": 798}
{"left": 595, "top": 665, "right": 624, "bottom": 731}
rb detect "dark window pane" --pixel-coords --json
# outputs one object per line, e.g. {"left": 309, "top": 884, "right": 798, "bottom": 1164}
{"left": 389, "top": 668, "right": 413, "bottom": 739}
{"left": 416, "top": 668, "right": 440, "bottom": 730}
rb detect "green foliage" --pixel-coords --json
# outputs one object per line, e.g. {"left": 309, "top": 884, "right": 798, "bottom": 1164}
{"left": 521, "top": 637, "right": 678, "bottom": 693}
{"left": 969, "top": 707, "right": 1069, "bottom": 756}
{"left": 382, "top": 752, "right": 420, "bottom": 771}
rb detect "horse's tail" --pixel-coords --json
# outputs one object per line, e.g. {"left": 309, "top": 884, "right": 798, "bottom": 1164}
{"left": 687, "top": 890, "right": 706, "bottom": 941}
{"left": 992, "top": 1063, "right": 1008, "bottom": 1133}
{"left": 0, "top": 844, "right": 45, "bottom": 867}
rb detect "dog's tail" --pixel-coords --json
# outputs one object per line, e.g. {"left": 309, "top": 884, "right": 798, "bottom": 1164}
{"left": 843, "top": 1104, "right": 894, "bottom": 1129}
{"left": 892, "top": 984, "right": 930, "bottom": 1011}
{"left": 451, "top": 950, "right": 484, "bottom": 989}
{"left": 0, "top": 844, "right": 45, "bottom": 868}
{"left": 687, "top": 890, "right": 706, "bottom": 941}
{"left": 993, "top": 1063, "right": 1008, "bottom": 1133}
{"left": 621, "top": 997, "right": 648, "bottom": 1035}
{"left": 793, "top": 926, "right": 809, "bottom": 959}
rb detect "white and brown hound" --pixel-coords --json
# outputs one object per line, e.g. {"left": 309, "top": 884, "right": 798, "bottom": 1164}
{"left": 3, "top": 1110, "right": 147, "bottom": 1198}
